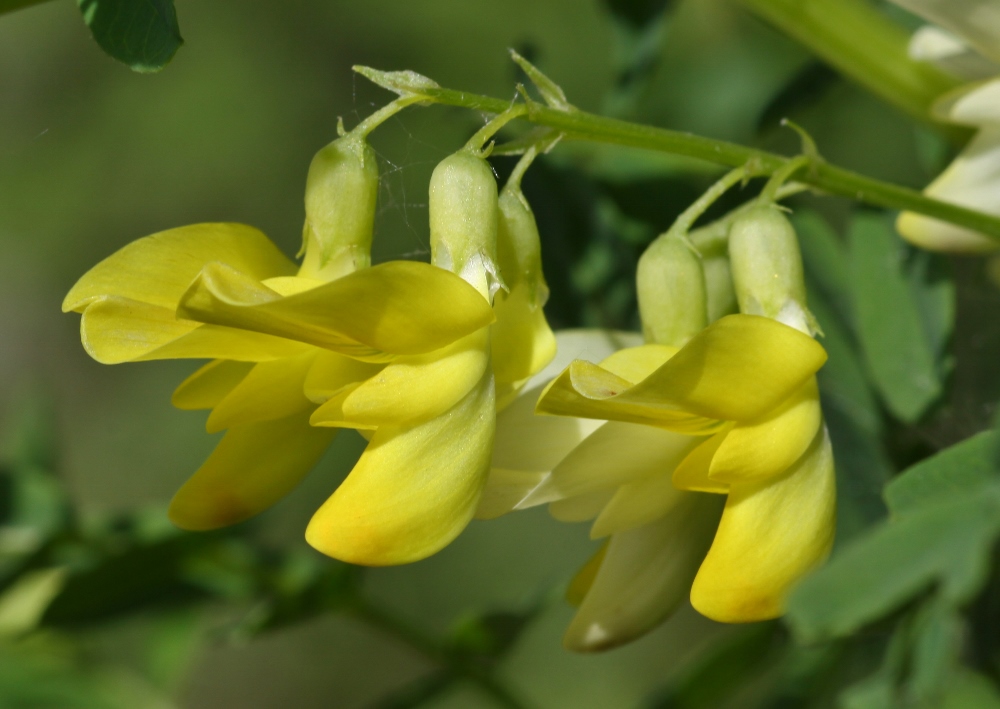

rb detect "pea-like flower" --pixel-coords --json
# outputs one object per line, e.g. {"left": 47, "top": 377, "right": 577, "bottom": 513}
{"left": 62, "top": 113, "right": 562, "bottom": 566}
{"left": 481, "top": 193, "right": 836, "bottom": 649}
{"left": 535, "top": 314, "right": 834, "bottom": 623}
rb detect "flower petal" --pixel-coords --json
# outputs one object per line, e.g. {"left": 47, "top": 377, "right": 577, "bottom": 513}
{"left": 690, "top": 426, "right": 836, "bottom": 623}
{"left": 566, "top": 542, "right": 608, "bottom": 606}
{"left": 591, "top": 458, "right": 700, "bottom": 539}
{"left": 889, "top": 0, "right": 1000, "bottom": 64}
{"left": 909, "top": 26, "right": 1000, "bottom": 81}
{"left": 311, "top": 330, "right": 489, "bottom": 428}
{"left": 206, "top": 352, "right": 318, "bottom": 432}
{"left": 709, "top": 377, "right": 822, "bottom": 484}
{"left": 897, "top": 126, "right": 1000, "bottom": 253}
{"left": 168, "top": 411, "right": 335, "bottom": 531}
{"left": 492, "top": 383, "right": 603, "bottom": 473}
{"left": 563, "top": 494, "right": 722, "bottom": 652}
{"left": 673, "top": 425, "right": 733, "bottom": 494}
{"left": 549, "top": 490, "right": 615, "bottom": 522}
{"left": 475, "top": 468, "right": 548, "bottom": 520}
{"left": 536, "top": 360, "right": 721, "bottom": 434}
{"left": 305, "top": 371, "right": 495, "bottom": 565}
{"left": 63, "top": 223, "right": 296, "bottom": 313}
{"left": 597, "top": 344, "right": 678, "bottom": 381}
{"left": 178, "top": 260, "right": 495, "bottom": 361}
{"left": 522, "top": 422, "right": 698, "bottom": 506}
{"left": 624, "top": 315, "right": 828, "bottom": 421}
{"left": 172, "top": 360, "right": 254, "bottom": 410}
{"left": 525, "top": 328, "right": 644, "bottom": 391}
{"left": 80, "top": 296, "right": 309, "bottom": 364}
{"left": 492, "top": 285, "right": 557, "bottom": 385}
{"left": 303, "top": 350, "right": 385, "bottom": 404}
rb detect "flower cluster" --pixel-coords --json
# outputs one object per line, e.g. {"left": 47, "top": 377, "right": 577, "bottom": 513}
{"left": 479, "top": 179, "right": 836, "bottom": 650}
{"left": 65, "top": 89, "right": 835, "bottom": 651}
{"left": 64, "top": 105, "right": 555, "bottom": 566}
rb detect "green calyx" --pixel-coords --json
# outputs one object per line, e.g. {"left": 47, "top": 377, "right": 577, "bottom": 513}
{"left": 728, "top": 204, "right": 819, "bottom": 335}
{"left": 429, "top": 151, "right": 500, "bottom": 299}
{"left": 637, "top": 231, "right": 708, "bottom": 347}
{"left": 299, "top": 133, "right": 379, "bottom": 281}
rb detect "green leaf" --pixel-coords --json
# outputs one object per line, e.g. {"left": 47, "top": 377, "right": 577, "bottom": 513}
{"left": 907, "top": 602, "right": 963, "bottom": 706}
{"left": 795, "top": 209, "right": 853, "bottom": 328}
{"left": 944, "top": 670, "right": 1000, "bottom": 709}
{"left": 77, "top": 0, "right": 182, "bottom": 73}
{"left": 786, "top": 487, "right": 1000, "bottom": 643}
{"left": 884, "top": 431, "right": 999, "bottom": 516}
{"left": 848, "top": 212, "right": 944, "bottom": 422}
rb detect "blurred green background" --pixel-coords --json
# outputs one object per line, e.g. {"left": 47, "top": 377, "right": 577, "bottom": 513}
{"left": 0, "top": 1, "right": 991, "bottom": 707}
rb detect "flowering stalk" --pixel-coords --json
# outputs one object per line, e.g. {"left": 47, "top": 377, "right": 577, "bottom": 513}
{"left": 354, "top": 66, "right": 1000, "bottom": 243}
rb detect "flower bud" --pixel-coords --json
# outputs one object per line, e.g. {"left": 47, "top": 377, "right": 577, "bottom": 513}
{"left": 636, "top": 232, "right": 707, "bottom": 347}
{"left": 728, "top": 205, "right": 817, "bottom": 335}
{"left": 702, "top": 254, "right": 738, "bottom": 322}
{"left": 491, "top": 180, "right": 556, "bottom": 386}
{"left": 429, "top": 151, "right": 500, "bottom": 298}
{"left": 299, "top": 134, "right": 379, "bottom": 281}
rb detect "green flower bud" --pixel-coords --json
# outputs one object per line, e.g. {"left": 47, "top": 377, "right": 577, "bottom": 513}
{"left": 429, "top": 151, "right": 500, "bottom": 299}
{"left": 492, "top": 179, "right": 556, "bottom": 387}
{"left": 728, "top": 204, "right": 817, "bottom": 335}
{"left": 299, "top": 134, "right": 379, "bottom": 281}
{"left": 636, "top": 232, "right": 708, "bottom": 347}
{"left": 702, "top": 254, "right": 738, "bottom": 322}
{"left": 497, "top": 183, "right": 547, "bottom": 305}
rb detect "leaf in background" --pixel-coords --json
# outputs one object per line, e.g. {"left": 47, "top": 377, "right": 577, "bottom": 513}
{"left": 798, "top": 213, "right": 889, "bottom": 539}
{"left": 848, "top": 212, "right": 945, "bottom": 422}
{"left": 943, "top": 670, "right": 1000, "bottom": 709}
{"left": 601, "top": 0, "right": 676, "bottom": 28}
{"left": 646, "top": 623, "right": 780, "bottom": 708}
{"left": 448, "top": 601, "right": 546, "bottom": 665}
{"left": 907, "top": 601, "right": 964, "bottom": 706}
{"left": 77, "top": 0, "right": 182, "bottom": 73}
{"left": 0, "top": 567, "right": 65, "bottom": 636}
{"left": 757, "top": 61, "right": 840, "bottom": 133}
{"left": 42, "top": 532, "right": 212, "bottom": 626}
{"left": 0, "top": 396, "right": 70, "bottom": 569}
{"left": 884, "top": 431, "right": 998, "bottom": 516}
{"left": 786, "top": 487, "right": 1000, "bottom": 643}
{"left": 906, "top": 248, "right": 955, "bottom": 376}
{"left": 599, "top": 0, "right": 676, "bottom": 118}
{"left": 795, "top": 209, "right": 853, "bottom": 328}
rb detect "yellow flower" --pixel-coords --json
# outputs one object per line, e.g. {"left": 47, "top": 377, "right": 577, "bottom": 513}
{"left": 62, "top": 117, "right": 566, "bottom": 566}
{"left": 61, "top": 223, "right": 494, "bottom": 540}
{"left": 480, "top": 315, "right": 834, "bottom": 649}
{"left": 536, "top": 315, "right": 835, "bottom": 623}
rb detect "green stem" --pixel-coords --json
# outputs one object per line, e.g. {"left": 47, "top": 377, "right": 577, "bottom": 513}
{"left": 352, "top": 598, "right": 534, "bottom": 709}
{"left": 464, "top": 104, "right": 528, "bottom": 154}
{"left": 734, "top": 0, "right": 962, "bottom": 132}
{"left": 382, "top": 83, "right": 1000, "bottom": 243}
{"left": 670, "top": 167, "right": 749, "bottom": 236}
{"left": 759, "top": 155, "right": 810, "bottom": 204}
{"left": 690, "top": 183, "right": 807, "bottom": 257}
{"left": 350, "top": 96, "right": 424, "bottom": 139}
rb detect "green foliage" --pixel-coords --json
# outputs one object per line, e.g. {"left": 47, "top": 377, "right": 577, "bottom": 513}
{"left": 847, "top": 213, "right": 953, "bottom": 423}
{"left": 76, "top": 0, "right": 182, "bottom": 72}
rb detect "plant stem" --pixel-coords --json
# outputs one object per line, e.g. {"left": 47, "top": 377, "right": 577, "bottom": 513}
{"left": 352, "top": 598, "right": 534, "bottom": 709}
{"left": 734, "top": 0, "right": 962, "bottom": 131}
{"left": 383, "top": 83, "right": 1000, "bottom": 243}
